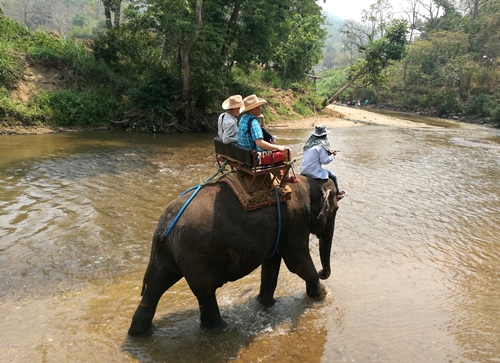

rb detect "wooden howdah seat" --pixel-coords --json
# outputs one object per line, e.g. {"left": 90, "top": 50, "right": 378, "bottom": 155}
{"left": 213, "top": 137, "right": 291, "bottom": 193}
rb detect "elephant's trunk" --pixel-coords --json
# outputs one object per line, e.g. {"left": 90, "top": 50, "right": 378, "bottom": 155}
{"left": 318, "top": 225, "right": 334, "bottom": 280}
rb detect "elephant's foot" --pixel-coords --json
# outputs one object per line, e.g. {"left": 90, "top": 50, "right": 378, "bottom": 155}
{"left": 306, "top": 283, "right": 329, "bottom": 301}
{"left": 257, "top": 295, "right": 277, "bottom": 308}
{"left": 200, "top": 319, "right": 229, "bottom": 333}
{"left": 318, "top": 269, "right": 331, "bottom": 280}
{"left": 128, "top": 321, "right": 157, "bottom": 337}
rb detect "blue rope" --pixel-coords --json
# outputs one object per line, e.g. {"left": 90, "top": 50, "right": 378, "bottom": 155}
{"left": 163, "top": 161, "right": 282, "bottom": 258}
{"left": 163, "top": 161, "right": 231, "bottom": 239}
{"left": 164, "top": 184, "right": 202, "bottom": 238}
{"left": 269, "top": 188, "right": 281, "bottom": 257}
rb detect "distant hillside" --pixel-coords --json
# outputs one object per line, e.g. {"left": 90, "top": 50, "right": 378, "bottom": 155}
{"left": 319, "top": 12, "right": 346, "bottom": 69}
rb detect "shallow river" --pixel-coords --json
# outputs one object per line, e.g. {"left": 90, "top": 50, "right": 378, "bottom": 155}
{"left": 1, "top": 113, "right": 499, "bottom": 363}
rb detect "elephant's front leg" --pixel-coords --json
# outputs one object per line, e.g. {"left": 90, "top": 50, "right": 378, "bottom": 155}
{"left": 302, "top": 264, "right": 328, "bottom": 300}
{"left": 285, "top": 254, "right": 328, "bottom": 301}
{"left": 257, "top": 253, "right": 282, "bottom": 307}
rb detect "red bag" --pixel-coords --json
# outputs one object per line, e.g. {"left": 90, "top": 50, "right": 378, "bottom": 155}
{"left": 258, "top": 151, "right": 285, "bottom": 166}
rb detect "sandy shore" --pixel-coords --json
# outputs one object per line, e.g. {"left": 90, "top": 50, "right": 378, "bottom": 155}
{"left": 269, "top": 104, "right": 423, "bottom": 130}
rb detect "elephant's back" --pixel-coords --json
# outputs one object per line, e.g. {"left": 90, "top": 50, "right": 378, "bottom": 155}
{"left": 161, "top": 181, "right": 276, "bottom": 244}
{"left": 160, "top": 182, "right": 242, "bottom": 227}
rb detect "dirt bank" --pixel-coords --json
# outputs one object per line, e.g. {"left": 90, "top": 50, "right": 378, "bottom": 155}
{"left": 269, "top": 104, "right": 426, "bottom": 131}
{"left": 0, "top": 122, "right": 110, "bottom": 135}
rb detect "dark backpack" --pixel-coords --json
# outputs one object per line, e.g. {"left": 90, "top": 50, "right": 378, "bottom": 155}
{"left": 246, "top": 116, "right": 274, "bottom": 143}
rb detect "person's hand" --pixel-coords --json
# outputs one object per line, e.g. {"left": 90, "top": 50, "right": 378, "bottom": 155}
{"left": 332, "top": 149, "right": 339, "bottom": 155}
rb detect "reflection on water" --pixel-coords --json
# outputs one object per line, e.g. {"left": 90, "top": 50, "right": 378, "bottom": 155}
{"left": 0, "top": 120, "right": 499, "bottom": 362}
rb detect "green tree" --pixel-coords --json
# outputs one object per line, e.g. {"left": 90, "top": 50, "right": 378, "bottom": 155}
{"left": 271, "top": 0, "right": 326, "bottom": 82}
{"left": 325, "top": 18, "right": 408, "bottom": 104}
{"left": 120, "top": 0, "right": 326, "bottom": 106}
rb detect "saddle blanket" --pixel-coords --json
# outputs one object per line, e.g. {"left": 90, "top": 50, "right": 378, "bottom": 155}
{"left": 220, "top": 171, "right": 293, "bottom": 211}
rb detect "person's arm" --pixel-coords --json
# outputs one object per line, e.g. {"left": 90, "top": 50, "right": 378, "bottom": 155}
{"left": 255, "top": 138, "right": 286, "bottom": 151}
{"left": 217, "top": 113, "right": 224, "bottom": 139}
{"left": 222, "top": 117, "right": 238, "bottom": 144}
{"left": 318, "top": 147, "right": 335, "bottom": 164}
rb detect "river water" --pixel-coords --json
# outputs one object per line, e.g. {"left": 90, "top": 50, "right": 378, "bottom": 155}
{"left": 1, "top": 113, "right": 499, "bottom": 363}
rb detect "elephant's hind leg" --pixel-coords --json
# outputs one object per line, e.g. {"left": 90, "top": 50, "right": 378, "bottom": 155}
{"left": 257, "top": 253, "right": 282, "bottom": 307}
{"left": 196, "top": 292, "right": 229, "bottom": 332}
{"left": 187, "top": 276, "right": 229, "bottom": 332}
{"left": 128, "top": 263, "right": 182, "bottom": 336}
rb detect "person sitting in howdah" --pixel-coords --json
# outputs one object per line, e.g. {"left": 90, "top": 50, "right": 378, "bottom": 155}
{"left": 217, "top": 94, "right": 243, "bottom": 144}
{"left": 237, "top": 94, "right": 297, "bottom": 182}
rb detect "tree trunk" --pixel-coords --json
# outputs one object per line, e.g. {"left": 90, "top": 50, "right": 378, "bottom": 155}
{"left": 180, "top": 37, "right": 196, "bottom": 102}
{"left": 180, "top": 0, "right": 203, "bottom": 103}
{"left": 112, "top": 0, "right": 121, "bottom": 29}
{"left": 325, "top": 67, "right": 365, "bottom": 105}
{"left": 221, "top": 1, "right": 241, "bottom": 57}
{"left": 103, "top": 0, "right": 112, "bottom": 30}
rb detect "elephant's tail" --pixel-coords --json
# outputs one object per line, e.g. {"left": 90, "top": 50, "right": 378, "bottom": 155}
{"left": 140, "top": 232, "right": 162, "bottom": 296}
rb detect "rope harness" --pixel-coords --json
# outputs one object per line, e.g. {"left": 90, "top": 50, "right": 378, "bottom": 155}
{"left": 163, "top": 161, "right": 232, "bottom": 239}
{"left": 163, "top": 160, "right": 286, "bottom": 257}
{"left": 290, "top": 163, "right": 310, "bottom": 222}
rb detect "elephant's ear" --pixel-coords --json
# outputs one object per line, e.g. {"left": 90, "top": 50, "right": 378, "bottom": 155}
{"left": 317, "top": 189, "right": 332, "bottom": 221}
{"left": 316, "top": 181, "right": 336, "bottom": 222}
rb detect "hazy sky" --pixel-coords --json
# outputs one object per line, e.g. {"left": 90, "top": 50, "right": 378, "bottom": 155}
{"left": 318, "top": 0, "right": 373, "bottom": 20}
{"left": 318, "top": 0, "right": 405, "bottom": 21}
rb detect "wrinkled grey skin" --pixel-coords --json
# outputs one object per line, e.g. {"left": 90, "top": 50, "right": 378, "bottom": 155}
{"left": 128, "top": 175, "right": 338, "bottom": 335}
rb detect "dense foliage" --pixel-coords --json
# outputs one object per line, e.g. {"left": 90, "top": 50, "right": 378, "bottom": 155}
{"left": 3, "top": 0, "right": 500, "bottom": 129}
{"left": 0, "top": 1, "right": 327, "bottom": 132}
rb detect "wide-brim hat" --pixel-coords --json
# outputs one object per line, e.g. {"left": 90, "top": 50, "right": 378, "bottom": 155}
{"left": 312, "top": 124, "right": 330, "bottom": 137}
{"left": 240, "top": 94, "right": 267, "bottom": 113}
{"left": 222, "top": 95, "right": 243, "bottom": 110}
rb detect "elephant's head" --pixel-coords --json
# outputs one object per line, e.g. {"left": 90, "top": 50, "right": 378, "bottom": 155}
{"left": 301, "top": 176, "right": 338, "bottom": 280}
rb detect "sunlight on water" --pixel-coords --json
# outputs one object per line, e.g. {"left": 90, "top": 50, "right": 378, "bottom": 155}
{"left": 0, "top": 121, "right": 499, "bottom": 362}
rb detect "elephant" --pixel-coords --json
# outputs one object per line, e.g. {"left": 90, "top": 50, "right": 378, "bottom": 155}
{"left": 128, "top": 175, "right": 339, "bottom": 336}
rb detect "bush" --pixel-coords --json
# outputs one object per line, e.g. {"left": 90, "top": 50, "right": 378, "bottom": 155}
{"left": 128, "top": 70, "right": 180, "bottom": 116}
{"left": 293, "top": 100, "right": 314, "bottom": 117}
{"left": 261, "top": 69, "right": 281, "bottom": 88}
{"left": 28, "top": 34, "right": 87, "bottom": 67}
{"left": 0, "top": 44, "right": 23, "bottom": 89}
{"left": 421, "top": 90, "right": 461, "bottom": 116}
{"left": 464, "top": 94, "right": 492, "bottom": 116}
{"left": 29, "top": 88, "right": 120, "bottom": 126}
{"left": 0, "top": 88, "right": 46, "bottom": 126}
{"left": 0, "top": 17, "right": 31, "bottom": 43}
{"left": 489, "top": 105, "right": 500, "bottom": 126}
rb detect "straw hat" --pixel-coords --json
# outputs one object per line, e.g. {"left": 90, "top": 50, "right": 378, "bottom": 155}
{"left": 240, "top": 94, "right": 267, "bottom": 113}
{"left": 222, "top": 95, "right": 243, "bottom": 110}
{"left": 311, "top": 124, "right": 330, "bottom": 137}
